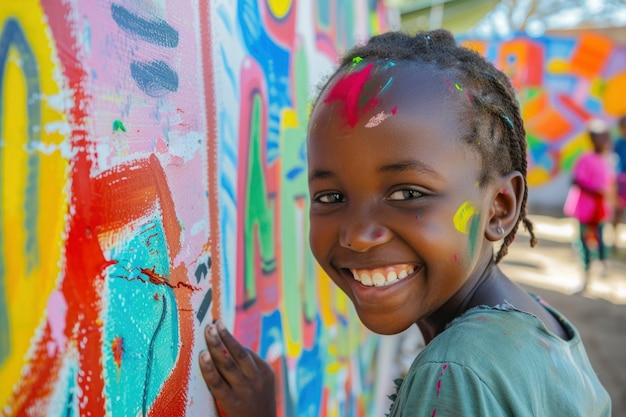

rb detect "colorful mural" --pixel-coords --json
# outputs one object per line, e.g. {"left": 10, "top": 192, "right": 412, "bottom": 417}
{"left": 463, "top": 32, "right": 626, "bottom": 209}
{"left": 0, "top": 0, "right": 392, "bottom": 416}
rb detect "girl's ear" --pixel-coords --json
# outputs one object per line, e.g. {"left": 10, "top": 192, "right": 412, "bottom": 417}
{"left": 485, "top": 171, "right": 524, "bottom": 242}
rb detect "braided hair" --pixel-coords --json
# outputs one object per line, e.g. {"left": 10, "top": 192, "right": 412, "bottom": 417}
{"left": 315, "top": 29, "right": 537, "bottom": 263}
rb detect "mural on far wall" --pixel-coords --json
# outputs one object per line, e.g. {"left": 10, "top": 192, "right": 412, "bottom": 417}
{"left": 464, "top": 32, "right": 626, "bottom": 208}
{"left": 0, "top": 0, "right": 393, "bottom": 416}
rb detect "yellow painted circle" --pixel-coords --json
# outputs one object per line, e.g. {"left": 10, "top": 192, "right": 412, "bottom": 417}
{"left": 267, "top": 0, "right": 292, "bottom": 19}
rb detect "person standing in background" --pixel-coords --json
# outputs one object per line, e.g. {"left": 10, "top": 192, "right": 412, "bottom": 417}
{"left": 564, "top": 119, "right": 616, "bottom": 292}
{"left": 611, "top": 116, "right": 626, "bottom": 254}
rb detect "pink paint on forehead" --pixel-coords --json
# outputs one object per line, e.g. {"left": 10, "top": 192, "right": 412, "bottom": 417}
{"left": 324, "top": 63, "right": 379, "bottom": 127}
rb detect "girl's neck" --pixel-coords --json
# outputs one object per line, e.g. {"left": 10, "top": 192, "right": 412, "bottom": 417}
{"left": 417, "top": 256, "right": 499, "bottom": 344}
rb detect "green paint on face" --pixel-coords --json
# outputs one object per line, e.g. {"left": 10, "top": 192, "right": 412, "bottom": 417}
{"left": 468, "top": 213, "right": 482, "bottom": 259}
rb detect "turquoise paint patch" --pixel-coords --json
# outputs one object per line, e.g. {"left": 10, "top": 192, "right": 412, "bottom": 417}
{"left": 468, "top": 213, "right": 482, "bottom": 259}
{"left": 102, "top": 218, "right": 179, "bottom": 416}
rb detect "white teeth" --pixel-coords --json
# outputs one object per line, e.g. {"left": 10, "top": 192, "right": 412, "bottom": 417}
{"left": 361, "top": 273, "right": 373, "bottom": 286}
{"left": 350, "top": 266, "right": 416, "bottom": 287}
{"left": 372, "top": 272, "right": 386, "bottom": 286}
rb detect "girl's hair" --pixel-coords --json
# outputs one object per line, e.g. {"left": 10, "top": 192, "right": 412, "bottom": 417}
{"left": 319, "top": 29, "right": 537, "bottom": 263}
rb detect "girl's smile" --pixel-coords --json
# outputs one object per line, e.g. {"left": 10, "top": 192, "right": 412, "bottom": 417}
{"left": 307, "top": 62, "right": 499, "bottom": 335}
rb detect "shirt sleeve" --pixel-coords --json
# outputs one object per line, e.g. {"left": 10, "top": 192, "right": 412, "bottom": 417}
{"left": 390, "top": 361, "right": 507, "bottom": 417}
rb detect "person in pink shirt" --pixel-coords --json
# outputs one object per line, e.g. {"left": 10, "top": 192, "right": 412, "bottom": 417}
{"left": 564, "top": 119, "right": 615, "bottom": 291}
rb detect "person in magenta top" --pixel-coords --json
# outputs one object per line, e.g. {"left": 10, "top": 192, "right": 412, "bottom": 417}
{"left": 612, "top": 115, "right": 626, "bottom": 251}
{"left": 564, "top": 119, "right": 615, "bottom": 289}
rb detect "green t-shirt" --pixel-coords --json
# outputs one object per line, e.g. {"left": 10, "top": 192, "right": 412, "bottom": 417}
{"left": 388, "top": 299, "right": 611, "bottom": 416}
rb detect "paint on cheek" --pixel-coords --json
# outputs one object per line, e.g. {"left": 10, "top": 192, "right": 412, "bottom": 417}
{"left": 453, "top": 201, "right": 477, "bottom": 234}
{"left": 468, "top": 213, "right": 482, "bottom": 259}
{"left": 324, "top": 63, "right": 377, "bottom": 127}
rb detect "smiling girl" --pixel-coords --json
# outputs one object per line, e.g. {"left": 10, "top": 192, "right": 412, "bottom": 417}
{"left": 198, "top": 29, "right": 611, "bottom": 416}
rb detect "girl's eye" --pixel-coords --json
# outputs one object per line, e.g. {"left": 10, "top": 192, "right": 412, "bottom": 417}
{"left": 388, "top": 189, "right": 422, "bottom": 200}
{"left": 315, "top": 192, "right": 345, "bottom": 203}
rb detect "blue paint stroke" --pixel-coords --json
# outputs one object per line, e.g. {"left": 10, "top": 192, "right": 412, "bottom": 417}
{"left": 217, "top": 3, "right": 233, "bottom": 34}
{"left": 378, "top": 77, "right": 393, "bottom": 95}
{"left": 295, "top": 317, "right": 323, "bottom": 417}
{"left": 143, "top": 295, "right": 167, "bottom": 416}
{"left": 111, "top": 3, "right": 178, "bottom": 48}
{"left": 219, "top": 45, "right": 238, "bottom": 97}
{"left": 286, "top": 166, "right": 303, "bottom": 181}
{"left": 218, "top": 107, "right": 238, "bottom": 316}
{"left": 196, "top": 287, "right": 212, "bottom": 323}
{"left": 0, "top": 18, "right": 41, "bottom": 366}
{"left": 237, "top": 0, "right": 291, "bottom": 162}
{"left": 130, "top": 60, "right": 178, "bottom": 97}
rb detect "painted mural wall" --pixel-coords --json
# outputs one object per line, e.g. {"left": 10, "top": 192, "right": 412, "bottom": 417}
{"left": 464, "top": 33, "right": 626, "bottom": 212}
{"left": 0, "top": 0, "right": 395, "bottom": 416}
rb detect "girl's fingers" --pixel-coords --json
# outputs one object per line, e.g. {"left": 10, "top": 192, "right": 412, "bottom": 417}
{"left": 203, "top": 322, "right": 257, "bottom": 384}
{"left": 198, "top": 350, "right": 234, "bottom": 401}
{"left": 199, "top": 322, "right": 277, "bottom": 417}
{"left": 214, "top": 321, "right": 260, "bottom": 376}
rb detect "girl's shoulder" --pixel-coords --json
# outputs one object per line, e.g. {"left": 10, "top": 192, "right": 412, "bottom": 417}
{"left": 416, "top": 300, "right": 580, "bottom": 367}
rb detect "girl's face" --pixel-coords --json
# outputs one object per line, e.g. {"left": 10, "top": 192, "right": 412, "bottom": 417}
{"left": 307, "top": 62, "right": 500, "bottom": 335}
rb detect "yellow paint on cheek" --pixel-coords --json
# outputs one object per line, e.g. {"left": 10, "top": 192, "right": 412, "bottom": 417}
{"left": 453, "top": 201, "right": 477, "bottom": 234}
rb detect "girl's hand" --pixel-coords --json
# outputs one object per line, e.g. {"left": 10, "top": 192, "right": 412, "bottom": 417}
{"left": 199, "top": 321, "right": 277, "bottom": 417}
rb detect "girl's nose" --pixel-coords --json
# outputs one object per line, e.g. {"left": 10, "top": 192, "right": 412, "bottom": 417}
{"left": 339, "top": 216, "right": 391, "bottom": 252}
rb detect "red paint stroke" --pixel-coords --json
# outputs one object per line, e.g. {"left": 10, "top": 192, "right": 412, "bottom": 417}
{"left": 222, "top": 349, "right": 228, "bottom": 356}
{"left": 453, "top": 254, "right": 457, "bottom": 262}
{"left": 443, "top": 76, "right": 453, "bottom": 92}
{"left": 431, "top": 409, "right": 437, "bottom": 417}
{"left": 391, "top": 106, "right": 397, "bottom": 115}
{"left": 557, "top": 93, "right": 591, "bottom": 122}
{"left": 140, "top": 267, "right": 200, "bottom": 291}
{"left": 113, "top": 266, "right": 200, "bottom": 292}
{"left": 198, "top": 0, "right": 223, "bottom": 322}
{"left": 112, "top": 336, "right": 124, "bottom": 369}
{"left": 93, "top": 154, "right": 181, "bottom": 257}
{"left": 436, "top": 379, "right": 442, "bottom": 397}
{"left": 324, "top": 63, "right": 377, "bottom": 127}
